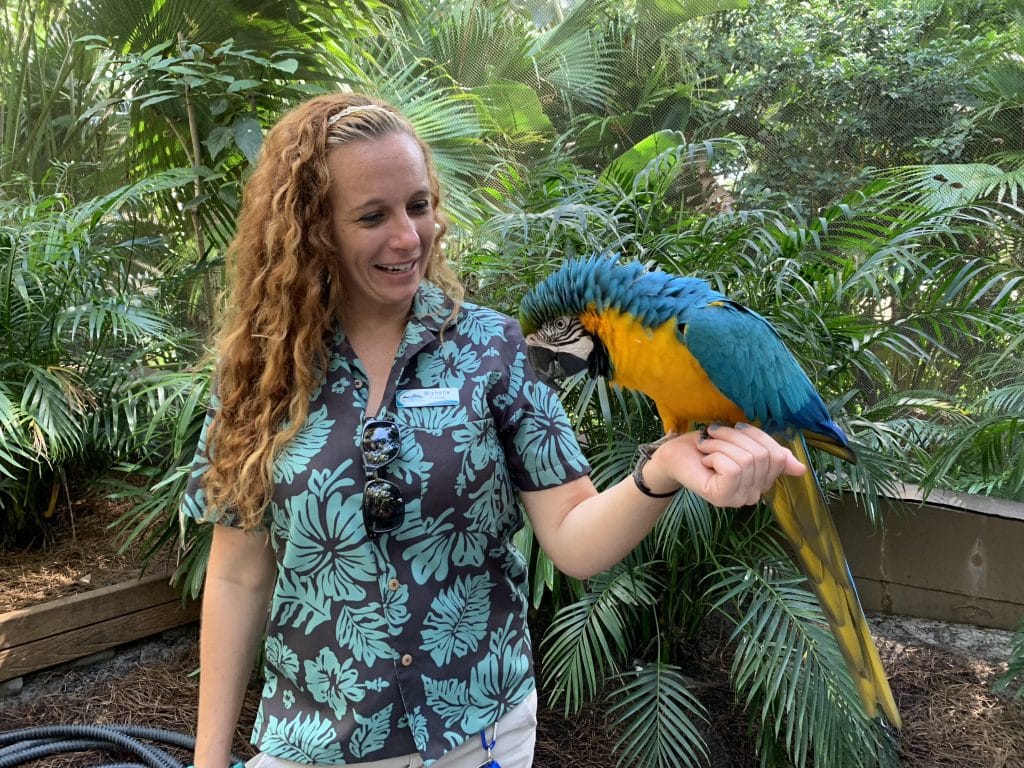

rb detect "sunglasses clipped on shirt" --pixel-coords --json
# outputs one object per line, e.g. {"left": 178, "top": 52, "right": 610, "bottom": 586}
{"left": 361, "top": 419, "right": 404, "bottom": 538}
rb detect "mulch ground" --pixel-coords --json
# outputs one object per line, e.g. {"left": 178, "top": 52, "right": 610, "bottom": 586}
{"left": 0, "top": 490, "right": 174, "bottom": 614}
{"left": 2, "top": 503, "right": 1024, "bottom": 767}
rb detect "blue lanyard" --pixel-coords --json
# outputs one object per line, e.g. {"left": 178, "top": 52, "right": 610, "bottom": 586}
{"left": 477, "top": 725, "right": 501, "bottom": 768}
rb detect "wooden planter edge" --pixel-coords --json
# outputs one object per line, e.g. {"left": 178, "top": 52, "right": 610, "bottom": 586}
{"left": 833, "top": 489, "right": 1024, "bottom": 631}
{"left": 0, "top": 573, "right": 200, "bottom": 683}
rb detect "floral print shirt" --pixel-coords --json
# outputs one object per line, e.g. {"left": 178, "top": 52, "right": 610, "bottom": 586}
{"left": 181, "top": 282, "right": 590, "bottom": 765}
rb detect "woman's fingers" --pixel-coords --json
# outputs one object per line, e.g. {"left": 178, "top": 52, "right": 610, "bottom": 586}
{"left": 695, "top": 423, "right": 804, "bottom": 504}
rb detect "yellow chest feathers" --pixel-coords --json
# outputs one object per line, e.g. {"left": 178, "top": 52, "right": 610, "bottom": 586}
{"left": 579, "top": 307, "right": 746, "bottom": 433}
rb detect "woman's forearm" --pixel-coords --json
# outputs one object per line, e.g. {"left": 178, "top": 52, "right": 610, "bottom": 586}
{"left": 522, "top": 474, "right": 667, "bottom": 579}
{"left": 523, "top": 426, "right": 804, "bottom": 580}
{"left": 193, "top": 526, "right": 276, "bottom": 768}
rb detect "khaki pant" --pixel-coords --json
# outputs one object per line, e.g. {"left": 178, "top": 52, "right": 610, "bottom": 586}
{"left": 246, "top": 689, "right": 538, "bottom": 768}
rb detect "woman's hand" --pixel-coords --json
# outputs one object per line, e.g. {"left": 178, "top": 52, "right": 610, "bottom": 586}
{"left": 646, "top": 423, "right": 805, "bottom": 508}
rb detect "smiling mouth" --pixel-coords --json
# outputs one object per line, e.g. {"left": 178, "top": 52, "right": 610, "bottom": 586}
{"left": 376, "top": 261, "right": 416, "bottom": 274}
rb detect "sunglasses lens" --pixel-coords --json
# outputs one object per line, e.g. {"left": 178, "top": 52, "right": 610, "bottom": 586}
{"left": 363, "top": 478, "right": 404, "bottom": 535}
{"left": 362, "top": 420, "right": 401, "bottom": 470}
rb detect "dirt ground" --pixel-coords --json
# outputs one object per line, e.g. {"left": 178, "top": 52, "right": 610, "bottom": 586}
{"left": 2, "top": 502, "right": 1024, "bottom": 767}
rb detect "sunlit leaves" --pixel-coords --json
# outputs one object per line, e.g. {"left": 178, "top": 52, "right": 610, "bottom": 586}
{"left": 0, "top": 171, "right": 193, "bottom": 538}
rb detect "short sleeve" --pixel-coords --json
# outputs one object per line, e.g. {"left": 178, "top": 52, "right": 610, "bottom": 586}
{"left": 491, "top": 317, "right": 590, "bottom": 491}
{"left": 178, "top": 391, "right": 245, "bottom": 528}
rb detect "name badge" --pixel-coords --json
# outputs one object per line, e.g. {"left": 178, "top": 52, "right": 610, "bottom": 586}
{"left": 396, "top": 388, "right": 460, "bottom": 408}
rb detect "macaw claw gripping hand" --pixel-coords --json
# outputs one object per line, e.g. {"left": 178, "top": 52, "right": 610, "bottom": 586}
{"left": 519, "top": 255, "right": 901, "bottom": 728}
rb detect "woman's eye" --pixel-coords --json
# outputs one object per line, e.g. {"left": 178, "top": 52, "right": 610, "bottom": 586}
{"left": 410, "top": 199, "right": 431, "bottom": 214}
{"left": 359, "top": 212, "right": 382, "bottom": 225}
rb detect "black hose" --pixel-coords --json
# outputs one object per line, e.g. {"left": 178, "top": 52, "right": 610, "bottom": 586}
{"left": 0, "top": 725, "right": 241, "bottom": 768}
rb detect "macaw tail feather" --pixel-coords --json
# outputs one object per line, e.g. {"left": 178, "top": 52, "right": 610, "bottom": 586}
{"left": 802, "top": 428, "right": 858, "bottom": 464}
{"left": 765, "top": 437, "right": 901, "bottom": 728}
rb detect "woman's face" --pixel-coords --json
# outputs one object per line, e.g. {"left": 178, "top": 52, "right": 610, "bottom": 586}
{"left": 327, "top": 132, "right": 437, "bottom": 319}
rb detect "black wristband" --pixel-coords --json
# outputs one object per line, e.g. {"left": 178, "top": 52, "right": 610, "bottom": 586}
{"left": 631, "top": 443, "right": 679, "bottom": 498}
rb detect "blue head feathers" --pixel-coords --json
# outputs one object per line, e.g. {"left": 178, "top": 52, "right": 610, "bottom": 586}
{"left": 520, "top": 254, "right": 724, "bottom": 334}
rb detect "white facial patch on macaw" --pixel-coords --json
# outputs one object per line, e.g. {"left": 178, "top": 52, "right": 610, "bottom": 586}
{"left": 525, "top": 316, "right": 594, "bottom": 382}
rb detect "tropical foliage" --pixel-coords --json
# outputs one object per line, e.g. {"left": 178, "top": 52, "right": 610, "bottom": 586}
{"left": 697, "top": 0, "right": 1014, "bottom": 210}
{"left": 3, "top": 0, "right": 1024, "bottom": 766}
{"left": 0, "top": 171, "right": 194, "bottom": 541}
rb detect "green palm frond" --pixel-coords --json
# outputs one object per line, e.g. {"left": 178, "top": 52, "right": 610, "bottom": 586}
{"left": 0, "top": 0, "right": 121, "bottom": 190}
{"left": 980, "top": 382, "right": 1024, "bottom": 413}
{"left": 636, "top": 0, "right": 749, "bottom": 32}
{"left": 323, "top": 41, "right": 494, "bottom": 227}
{"left": 17, "top": 363, "right": 87, "bottom": 462}
{"left": 73, "top": 0, "right": 323, "bottom": 68}
{"left": 511, "top": 517, "right": 561, "bottom": 610}
{"left": 529, "top": 22, "right": 620, "bottom": 110}
{"left": 541, "top": 558, "right": 663, "bottom": 714}
{"left": 0, "top": 170, "right": 193, "bottom": 538}
{"left": 107, "top": 362, "right": 213, "bottom": 584}
{"left": 607, "top": 662, "right": 710, "bottom": 768}
{"left": 921, "top": 399, "right": 1024, "bottom": 501}
{"left": 651, "top": 490, "right": 726, "bottom": 564}
{"left": 881, "top": 162, "right": 1024, "bottom": 208}
{"left": 0, "top": 380, "right": 32, "bottom": 475}
{"left": 709, "top": 561, "right": 899, "bottom": 768}
{"left": 420, "top": 0, "right": 534, "bottom": 87}
{"left": 58, "top": 297, "right": 169, "bottom": 344}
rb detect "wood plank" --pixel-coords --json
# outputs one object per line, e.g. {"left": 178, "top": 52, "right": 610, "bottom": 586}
{"left": 854, "top": 579, "right": 1023, "bottom": 630}
{"left": 0, "top": 597, "right": 200, "bottom": 681}
{"left": 0, "top": 573, "right": 184, "bottom": 650}
{"left": 833, "top": 494, "right": 1024, "bottom": 631}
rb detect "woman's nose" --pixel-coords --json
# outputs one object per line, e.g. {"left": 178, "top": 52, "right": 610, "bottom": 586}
{"left": 390, "top": 213, "right": 421, "bottom": 250}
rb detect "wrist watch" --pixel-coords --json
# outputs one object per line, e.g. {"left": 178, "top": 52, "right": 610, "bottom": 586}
{"left": 631, "top": 443, "right": 679, "bottom": 498}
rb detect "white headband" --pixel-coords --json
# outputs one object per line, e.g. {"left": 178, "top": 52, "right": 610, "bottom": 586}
{"left": 327, "top": 104, "right": 392, "bottom": 126}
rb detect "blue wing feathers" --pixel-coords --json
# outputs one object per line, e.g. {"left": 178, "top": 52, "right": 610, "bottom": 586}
{"left": 686, "top": 301, "right": 843, "bottom": 440}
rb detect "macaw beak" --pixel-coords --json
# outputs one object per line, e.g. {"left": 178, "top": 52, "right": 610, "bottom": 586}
{"left": 527, "top": 344, "right": 588, "bottom": 386}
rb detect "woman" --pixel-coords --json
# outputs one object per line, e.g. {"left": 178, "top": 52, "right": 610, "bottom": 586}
{"left": 182, "top": 92, "right": 803, "bottom": 768}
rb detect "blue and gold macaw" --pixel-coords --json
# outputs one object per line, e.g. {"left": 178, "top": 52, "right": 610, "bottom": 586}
{"left": 520, "top": 255, "right": 900, "bottom": 727}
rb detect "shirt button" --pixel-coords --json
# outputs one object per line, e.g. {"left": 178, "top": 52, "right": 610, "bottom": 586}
{"left": 388, "top": 578, "right": 400, "bottom": 591}
{"left": 353, "top": 379, "right": 364, "bottom": 390}
{"left": 400, "top": 653, "right": 413, "bottom": 667}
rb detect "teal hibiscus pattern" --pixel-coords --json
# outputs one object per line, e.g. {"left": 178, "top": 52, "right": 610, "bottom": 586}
{"left": 451, "top": 416, "right": 501, "bottom": 494}
{"left": 422, "top": 615, "right": 533, "bottom": 735}
{"left": 512, "top": 381, "right": 586, "bottom": 486}
{"left": 334, "top": 602, "right": 394, "bottom": 664}
{"left": 279, "top": 490, "right": 376, "bottom": 601}
{"left": 179, "top": 284, "right": 589, "bottom": 766}
{"left": 380, "top": 567, "right": 411, "bottom": 628}
{"left": 400, "top": 404, "right": 467, "bottom": 432}
{"left": 350, "top": 704, "right": 393, "bottom": 758}
{"left": 304, "top": 647, "right": 388, "bottom": 720}
{"left": 397, "top": 508, "right": 488, "bottom": 584}
{"left": 261, "top": 712, "right": 345, "bottom": 764}
{"left": 455, "top": 307, "right": 504, "bottom": 345}
{"left": 417, "top": 340, "right": 481, "bottom": 388}
{"left": 274, "top": 405, "right": 334, "bottom": 484}
{"left": 399, "top": 706, "right": 429, "bottom": 752}
{"left": 266, "top": 634, "right": 302, "bottom": 684}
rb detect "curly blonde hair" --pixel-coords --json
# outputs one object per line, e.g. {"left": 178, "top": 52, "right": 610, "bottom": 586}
{"left": 203, "top": 93, "right": 463, "bottom": 530}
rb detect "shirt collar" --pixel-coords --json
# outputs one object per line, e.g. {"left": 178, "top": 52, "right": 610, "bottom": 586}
{"left": 407, "top": 281, "right": 456, "bottom": 336}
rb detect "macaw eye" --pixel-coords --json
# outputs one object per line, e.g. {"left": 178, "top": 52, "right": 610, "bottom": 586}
{"left": 554, "top": 317, "right": 570, "bottom": 331}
